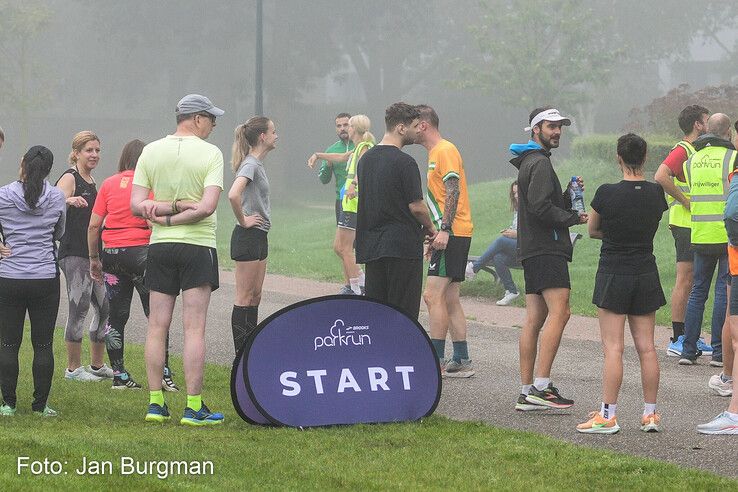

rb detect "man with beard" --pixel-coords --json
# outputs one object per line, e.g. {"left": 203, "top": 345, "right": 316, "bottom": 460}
{"left": 511, "top": 106, "right": 587, "bottom": 411}
{"left": 312, "top": 113, "right": 357, "bottom": 294}
{"left": 654, "top": 105, "right": 711, "bottom": 357}
{"left": 356, "top": 102, "right": 436, "bottom": 319}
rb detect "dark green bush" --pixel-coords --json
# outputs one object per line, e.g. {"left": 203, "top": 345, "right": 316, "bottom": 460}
{"left": 571, "top": 134, "right": 675, "bottom": 172}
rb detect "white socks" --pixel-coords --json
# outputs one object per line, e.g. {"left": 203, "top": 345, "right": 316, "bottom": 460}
{"left": 358, "top": 270, "right": 365, "bottom": 288}
{"left": 643, "top": 403, "right": 657, "bottom": 417}
{"left": 533, "top": 378, "right": 550, "bottom": 391}
{"left": 349, "top": 277, "right": 361, "bottom": 295}
{"left": 600, "top": 403, "right": 617, "bottom": 419}
{"left": 521, "top": 384, "right": 532, "bottom": 395}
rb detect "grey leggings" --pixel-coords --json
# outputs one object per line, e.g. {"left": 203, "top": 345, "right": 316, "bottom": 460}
{"left": 60, "top": 256, "right": 109, "bottom": 343}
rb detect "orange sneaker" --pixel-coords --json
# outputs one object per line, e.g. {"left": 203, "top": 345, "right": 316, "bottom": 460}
{"left": 576, "top": 411, "right": 620, "bottom": 434}
{"left": 641, "top": 413, "right": 661, "bottom": 433}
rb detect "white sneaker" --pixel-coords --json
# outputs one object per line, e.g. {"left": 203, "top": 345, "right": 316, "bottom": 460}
{"left": 465, "top": 261, "right": 476, "bottom": 280}
{"left": 696, "top": 412, "right": 738, "bottom": 434}
{"left": 708, "top": 373, "right": 733, "bottom": 397}
{"left": 87, "top": 364, "right": 114, "bottom": 379}
{"left": 496, "top": 290, "right": 520, "bottom": 306}
{"left": 65, "top": 366, "right": 103, "bottom": 382}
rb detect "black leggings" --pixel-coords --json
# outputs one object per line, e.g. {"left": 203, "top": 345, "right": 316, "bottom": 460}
{"left": 0, "top": 276, "right": 60, "bottom": 411}
{"left": 102, "top": 246, "right": 170, "bottom": 374}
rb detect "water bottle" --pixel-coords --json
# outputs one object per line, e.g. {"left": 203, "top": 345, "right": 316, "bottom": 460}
{"left": 570, "top": 176, "right": 585, "bottom": 213}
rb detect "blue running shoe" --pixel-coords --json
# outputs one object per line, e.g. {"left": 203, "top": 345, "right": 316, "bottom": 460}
{"left": 145, "top": 403, "right": 171, "bottom": 423}
{"left": 180, "top": 403, "right": 224, "bottom": 426}
{"left": 697, "top": 338, "right": 713, "bottom": 356}
{"left": 667, "top": 335, "right": 684, "bottom": 357}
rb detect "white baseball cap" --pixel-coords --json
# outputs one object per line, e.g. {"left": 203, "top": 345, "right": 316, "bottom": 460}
{"left": 524, "top": 108, "right": 572, "bottom": 132}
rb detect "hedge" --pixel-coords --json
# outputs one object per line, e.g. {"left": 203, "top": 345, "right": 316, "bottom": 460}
{"left": 571, "top": 134, "right": 675, "bottom": 172}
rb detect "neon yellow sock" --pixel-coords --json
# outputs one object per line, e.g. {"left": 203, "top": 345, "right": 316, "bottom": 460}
{"left": 187, "top": 394, "right": 202, "bottom": 411}
{"left": 149, "top": 390, "right": 164, "bottom": 407}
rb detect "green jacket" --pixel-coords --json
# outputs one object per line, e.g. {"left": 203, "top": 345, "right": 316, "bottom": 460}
{"left": 318, "top": 139, "right": 355, "bottom": 200}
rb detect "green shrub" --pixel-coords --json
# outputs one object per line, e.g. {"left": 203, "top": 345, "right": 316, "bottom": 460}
{"left": 571, "top": 134, "right": 675, "bottom": 172}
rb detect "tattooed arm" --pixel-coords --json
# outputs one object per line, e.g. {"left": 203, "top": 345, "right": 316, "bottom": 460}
{"left": 431, "top": 177, "right": 460, "bottom": 251}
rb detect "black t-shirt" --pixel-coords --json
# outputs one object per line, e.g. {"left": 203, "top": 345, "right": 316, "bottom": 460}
{"left": 356, "top": 145, "right": 424, "bottom": 262}
{"left": 590, "top": 180, "right": 668, "bottom": 274}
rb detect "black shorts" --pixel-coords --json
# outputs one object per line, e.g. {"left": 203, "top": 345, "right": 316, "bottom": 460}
{"left": 522, "top": 255, "right": 570, "bottom": 295}
{"left": 592, "top": 270, "right": 666, "bottom": 315}
{"left": 146, "top": 243, "right": 219, "bottom": 295}
{"left": 335, "top": 200, "right": 342, "bottom": 225}
{"left": 337, "top": 210, "right": 357, "bottom": 230}
{"left": 230, "top": 225, "right": 268, "bottom": 262}
{"left": 670, "top": 225, "right": 693, "bottom": 263}
{"left": 427, "top": 236, "right": 471, "bottom": 282}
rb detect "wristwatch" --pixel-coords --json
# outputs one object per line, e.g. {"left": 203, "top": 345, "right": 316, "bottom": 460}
{"left": 440, "top": 223, "right": 452, "bottom": 232}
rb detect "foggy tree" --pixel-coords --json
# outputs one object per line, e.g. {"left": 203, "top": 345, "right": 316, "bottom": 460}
{"left": 455, "top": 0, "right": 619, "bottom": 135}
{"left": 0, "top": 0, "right": 53, "bottom": 149}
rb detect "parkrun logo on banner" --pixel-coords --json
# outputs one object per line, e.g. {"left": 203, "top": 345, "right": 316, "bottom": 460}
{"left": 313, "top": 319, "right": 371, "bottom": 351}
{"left": 231, "top": 296, "right": 441, "bottom": 428}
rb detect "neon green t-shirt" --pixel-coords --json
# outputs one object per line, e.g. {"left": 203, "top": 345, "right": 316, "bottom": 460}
{"left": 133, "top": 135, "right": 224, "bottom": 248}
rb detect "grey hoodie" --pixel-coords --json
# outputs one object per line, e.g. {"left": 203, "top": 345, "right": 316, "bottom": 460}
{"left": 0, "top": 180, "right": 66, "bottom": 279}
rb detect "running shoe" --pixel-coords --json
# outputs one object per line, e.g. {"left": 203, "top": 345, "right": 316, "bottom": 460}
{"left": 666, "top": 335, "right": 684, "bottom": 357}
{"left": 709, "top": 358, "right": 723, "bottom": 367}
{"left": 65, "top": 366, "right": 103, "bottom": 382}
{"left": 515, "top": 393, "right": 549, "bottom": 411}
{"left": 697, "top": 338, "right": 713, "bottom": 356}
{"left": 145, "top": 403, "right": 171, "bottom": 423}
{"left": 576, "top": 411, "right": 620, "bottom": 434}
{"left": 162, "top": 367, "right": 179, "bottom": 392}
{"left": 338, "top": 285, "right": 354, "bottom": 295}
{"left": 360, "top": 286, "right": 366, "bottom": 296}
{"left": 641, "top": 413, "right": 661, "bottom": 432}
{"left": 112, "top": 373, "right": 142, "bottom": 390}
{"left": 496, "top": 290, "right": 520, "bottom": 306}
{"left": 180, "top": 403, "right": 224, "bottom": 426}
{"left": 678, "top": 357, "right": 697, "bottom": 366}
{"left": 525, "top": 383, "right": 574, "bottom": 409}
{"left": 34, "top": 406, "right": 58, "bottom": 418}
{"left": 0, "top": 403, "right": 16, "bottom": 417}
{"left": 87, "top": 364, "right": 114, "bottom": 379}
{"left": 696, "top": 412, "right": 738, "bottom": 435}
{"left": 708, "top": 373, "right": 733, "bottom": 397}
{"left": 465, "top": 261, "right": 476, "bottom": 280}
{"left": 444, "top": 358, "right": 475, "bottom": 378}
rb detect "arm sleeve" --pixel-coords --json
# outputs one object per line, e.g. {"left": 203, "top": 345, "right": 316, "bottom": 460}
{"left": 237, "top": 161, "right": 256, "bottom": 182}
{"left": 91, "top": 180, "right": 108, "bottom": 217}
{"left": 132, "top": 153, "right": 150, "bottom": 188}
{"left": 401, "top": 160, "right": 424, "bottom": 204}
{"left": 318, "top": 161, "right": 332, "bottom": 184}
{"left": 204, "top": 150, "right": 224, "bottom": 189}
{"left": 662, "top": 146, "right": 688, "bottom": 182}
{"left": 53, "top": 191, "right": 67, "bottom": 241}
{"left": 527, "top": 159, "right": 580, "bottom": 227}
{"left": 590, "top": 186, "right": 603, "bottom": 214}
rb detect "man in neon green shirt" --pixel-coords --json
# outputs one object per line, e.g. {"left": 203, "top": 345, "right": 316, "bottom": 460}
{"left": 131, "top": 94, "right": 225, "bottom": 427}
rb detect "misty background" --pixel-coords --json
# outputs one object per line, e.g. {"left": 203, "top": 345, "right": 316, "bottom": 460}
{"left": 1, "top": 0, "right": 737, "bottom": 202}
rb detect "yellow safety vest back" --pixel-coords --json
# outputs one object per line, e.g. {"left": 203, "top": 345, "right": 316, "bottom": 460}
{"left": 668, "top": 141, "right": 695, "bottom": 228}
{"left": 342, "top": 140, "right": 374, "bottom": 213}
{"left": 684, "top": 146, "right": 737, "bottom": 244}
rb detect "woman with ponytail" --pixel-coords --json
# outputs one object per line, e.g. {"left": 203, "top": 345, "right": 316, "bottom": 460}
{"left": 227, "top": 116, "right": 277, "bottom": 352}
{"left": 56, "top": 131, "right": 112, "bottom": 382}
{"left": 307, "top": 114, "right": 375, "bottom": 295}
{"left": 0, "top": 146, "right": 66, "bottom": 417}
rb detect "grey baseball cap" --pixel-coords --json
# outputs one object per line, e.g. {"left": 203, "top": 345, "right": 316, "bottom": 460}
{"left": 175, "top": 94, "right": 225, "bottom": 117}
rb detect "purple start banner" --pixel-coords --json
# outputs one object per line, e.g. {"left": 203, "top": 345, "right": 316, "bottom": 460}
{"left": 230, "top": 296, "right": 441, "bottom": 428}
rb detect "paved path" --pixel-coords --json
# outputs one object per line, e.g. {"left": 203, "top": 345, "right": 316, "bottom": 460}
{"left": 58, "top": 272, "right": 738, "bottom": 478}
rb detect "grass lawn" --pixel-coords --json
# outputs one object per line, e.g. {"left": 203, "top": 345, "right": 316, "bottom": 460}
{"left": 217, "top": 157, "right": 719, "bottom": 328}
{"left": 1, "top": 333, "right": 736, "bottom": 490}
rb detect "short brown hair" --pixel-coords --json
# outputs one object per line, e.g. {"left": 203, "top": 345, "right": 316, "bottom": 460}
{"left": 416, "top": 104, "right": 439, "bottom": 129}
{"left": 117, "top": 139, "right": 146, "bottom": 172}
{"left": 385, "top": 102, "right": 420, "bottom": 131}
